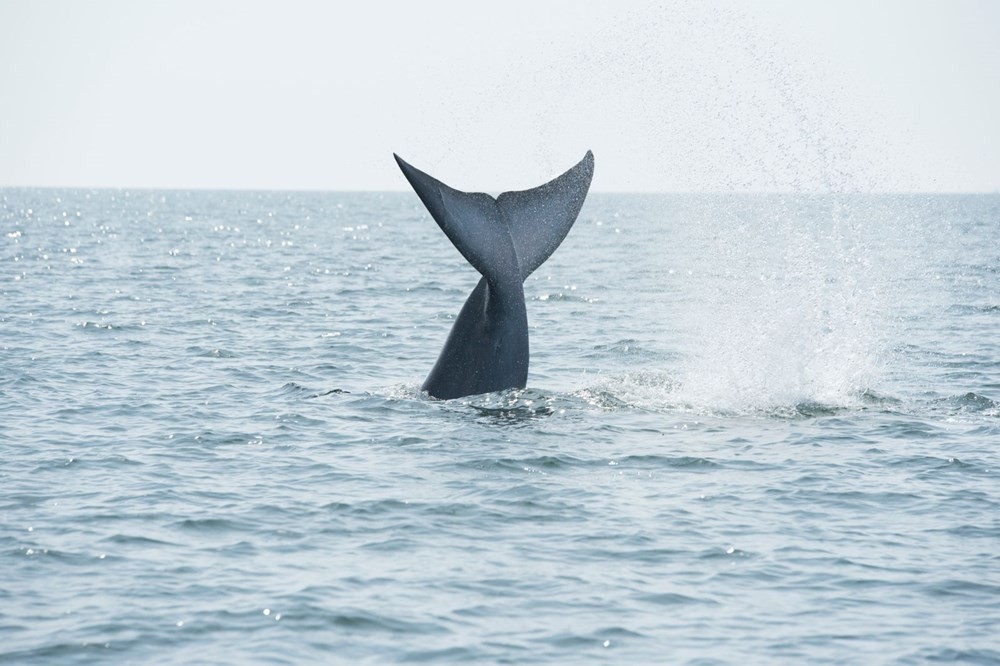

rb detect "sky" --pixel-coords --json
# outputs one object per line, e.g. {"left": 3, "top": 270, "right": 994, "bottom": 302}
{"left": 1, "top": 0, "right": 998, "bottom": 192}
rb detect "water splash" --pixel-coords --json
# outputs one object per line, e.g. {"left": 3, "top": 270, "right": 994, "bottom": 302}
{"left": 679, "top": 196, "right": 889, "bottom": 412}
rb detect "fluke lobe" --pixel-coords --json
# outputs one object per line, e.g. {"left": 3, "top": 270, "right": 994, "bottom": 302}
{"left": 394, "top": 151, "right": 595, "bottom": 400}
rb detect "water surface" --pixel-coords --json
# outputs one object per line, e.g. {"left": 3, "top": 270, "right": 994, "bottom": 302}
{"left": 1, "top": 190, "right": 998, "bottom": 663}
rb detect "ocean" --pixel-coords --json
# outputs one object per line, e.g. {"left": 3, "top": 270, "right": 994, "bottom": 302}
{"left": 1, "top": 188, "right": 998, "bottom": 664}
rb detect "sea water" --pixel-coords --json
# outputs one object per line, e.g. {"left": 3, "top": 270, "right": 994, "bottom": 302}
{"left": 1, "top": 189, "right": 997, "bottom": 664}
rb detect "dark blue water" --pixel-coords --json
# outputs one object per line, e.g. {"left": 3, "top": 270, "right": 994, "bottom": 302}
{"left": 2, "top": 189, "right": 998, "bottom": 664}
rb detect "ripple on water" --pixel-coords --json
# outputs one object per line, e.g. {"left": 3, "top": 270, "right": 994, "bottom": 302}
{"left": 299, "top": 604, "right": 450, "bottom": 635}
{"left": 187, "top": 346, "right": 239, "bottom": 358}
{"left": 946, "top": 391, "right": 999, "bottom": 414}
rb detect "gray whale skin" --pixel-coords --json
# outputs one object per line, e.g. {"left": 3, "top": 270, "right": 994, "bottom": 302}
{"left": 394, "top": 151, "right": 595, "bottom": 400}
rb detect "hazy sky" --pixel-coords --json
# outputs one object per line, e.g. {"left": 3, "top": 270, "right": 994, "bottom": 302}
{"left": 1, "top": 0, "right": 998, "bottom": 192}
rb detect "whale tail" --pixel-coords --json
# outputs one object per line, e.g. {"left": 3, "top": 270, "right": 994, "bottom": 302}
{"left": 394, "top": 151, "right": 595, "bottom": 399}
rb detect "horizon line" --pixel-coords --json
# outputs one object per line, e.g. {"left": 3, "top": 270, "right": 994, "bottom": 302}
{"left": 3, "top": 184, "right": 999, "bottom": 196}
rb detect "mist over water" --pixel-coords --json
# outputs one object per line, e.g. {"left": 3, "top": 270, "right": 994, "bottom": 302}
{"left": 438, "top": 2, "right": 907, "bottom": 418}
{"left": 423, "top": 2, "right": 901, "bottom": 196}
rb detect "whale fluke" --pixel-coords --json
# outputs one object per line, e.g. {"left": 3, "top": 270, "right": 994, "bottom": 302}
{"left": 395, "top": 151, "right": 594, "bottom": 400}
